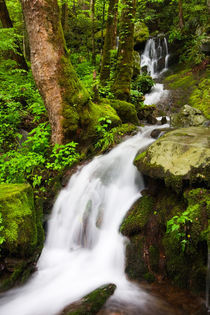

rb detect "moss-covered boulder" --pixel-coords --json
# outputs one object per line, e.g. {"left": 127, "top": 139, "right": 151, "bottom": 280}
{"left": 110, "top": 100, "right": 139, "bottom": 125}
{"left": 134, "top": 22, "right": 149, "bottom": 50}
{"left": 0, "top": 184, "right": 44, "bottom": 291}
{"left": 171, "top": 104, "right": 207, "bottom": 128}
{"left": 61, "top": 284, "right": 116, "bottom": 315}
{"left": 121, "top": 183, "right": 209, "bottom": 292}
{"left": 134, "top": 127, "right": 210, "bottom": 189}
{"left": 79, "top": 101, "right": 122, "bottom": 142}
{"left": 0, "top": 184, "right": 43, "bottom": 257}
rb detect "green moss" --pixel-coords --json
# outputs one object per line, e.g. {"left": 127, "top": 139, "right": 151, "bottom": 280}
{"left": 189, "top": 74, "right": 210, "bottom": 119}
{"left": 134, "top": 22, "right": 149, "bottom": 47}
{"left": 65, "top": 284, "right": 116, "bottom": 315}
{"left": 0, "top": 184, "right": 43, "bottom": 257}
{"left": 125, "top": 234, "right": 148, "bottom": 280}
{"left": 149, "top": 245, "right": 159, "bottom": 273}
{"left": 110, "top": 99, "right": 139, "bottom": 125}
{"left": 143, "top": 272, "right": 155, "bottom": 283}
{"left": 164, "top": 65, "right": 210, "bottom": 118}
{"left": 163, "top": 187, "right": 209, "bottom": 291}
{"left": 80, "top": 101, "right": 121, "bottom": 142}
{"left": 120, "top": 195, "right": 155, "bottom": 236}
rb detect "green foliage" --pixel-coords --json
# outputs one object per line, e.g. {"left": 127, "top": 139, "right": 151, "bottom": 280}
{"left": 46, "top": 142, "right": 80, "bottom": 171}
{"left": 95, "top": 116, "right": 115, "bottom": 151}
{"left": 180, "top": 34, "right": 206, "bottom": 65}
{"left": 167, "top": 211, "right": 192, "bottom": 251}
{"left": 132, "top": 74, "right": 154, "bottom": 95}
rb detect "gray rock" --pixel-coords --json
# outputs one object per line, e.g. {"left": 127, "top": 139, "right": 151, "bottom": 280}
{"left": 171, "top": 104, "right": 207, "bottom": 128}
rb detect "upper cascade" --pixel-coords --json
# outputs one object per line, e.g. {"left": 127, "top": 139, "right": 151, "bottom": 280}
{"left": 140, "top": 36, "right": 170, "bottom": 78}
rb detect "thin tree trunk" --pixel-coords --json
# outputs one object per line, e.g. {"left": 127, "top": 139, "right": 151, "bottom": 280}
{"left": 20, "top": 0, "right": 89, "bottom": 144}
{"left": 0, "top": 0, "right": 28, "bottom": 70}
{"left": 61, "top": 1, "right": 69, "bottom": 34}
{"left": 101, "top": 0, "right": 106, "bottom": 52}
{"left": 112, "top": 0, "right": 136, "bottom": 100}
{"left": 178, "top": 0, "right": 184, "bottom": 29}
{"left": 90, "top": 0, "right": 96, "bottom": 66}
{"left": 100, "top": 0, "right": 119, "bottom": 85}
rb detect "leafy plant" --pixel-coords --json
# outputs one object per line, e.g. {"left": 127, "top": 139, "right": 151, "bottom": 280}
{"left": 95, "top": 117, "right": 115, "bottom": 151}
{"left": 166, "top": 210, "right": 193, "bottom": 251}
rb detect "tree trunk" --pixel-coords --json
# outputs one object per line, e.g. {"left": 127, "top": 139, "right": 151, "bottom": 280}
{"left": 90, "top": 0, "right": 96, "bottom": 66}
{"left": 0, "top": 0, "right": 28, "bottom": 70}
{"left": 100, "top": 0, "right": 119, "bottom": 85}
{"left": 20, "top": 0, "right": 89, "bottom": 144}
{"left": 112, "top": 0, "right": 136, "bottom": 100}
{"left": 178, "top": 0, "right": 184, "bottom": 30}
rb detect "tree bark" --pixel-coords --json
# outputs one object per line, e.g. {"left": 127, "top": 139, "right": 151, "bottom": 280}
{"left": 112, "top": 0, "right": 136, "bottom": 100}
{"left": 90, "top": 0, "right": 96, "bottom": 66}
{"left": 100, "top": 0, "right": 119, "bottom": 85}
{"left": 0, "top": 0, "right": 28, "bottom": 70}
{"left": 20, "top": 0, "right": 89, "bottom": 144}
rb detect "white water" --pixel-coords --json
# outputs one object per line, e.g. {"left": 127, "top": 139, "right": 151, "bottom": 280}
{"left": 141, "top": 37, "right": 169, "bottom": 105}
{"left": 0, "top": 125, "right": 167, "bottom": 315}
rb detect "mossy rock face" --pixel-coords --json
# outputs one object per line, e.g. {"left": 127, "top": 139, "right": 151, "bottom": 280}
{"left": 110, "top": 100, "right": 139, "bottom": 125}
{"left": 122, "top": 181, "right": 209, "bottom": 292}
{"left": 134, "top": 127, "right": 210, "bottom": 190}
{"left": 120, "top": 195, "right": 155, "bottom": 236}
{"left": 164, "top": 65, "right": 210, "bottom": 119}
{"left": 134, "top": 22, "right": 149, "bottom": 50}
{"left": 171, "top": 104, "right": 207, "bottom": 128}
{"left": 0, "top": 184, "right": 43, "bottom": 258}
{"left": 163, "top": 188, "right": 209, "bottom": 291}
{"left": 62, "top": 284, "right": 116, "bottom": 315}
{"left": 79, "top": 100, "right": 122, "bottom": 142}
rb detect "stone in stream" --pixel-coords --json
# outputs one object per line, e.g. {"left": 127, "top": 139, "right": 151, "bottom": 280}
{"left": 171, "top": 104, "right": 207, "bottom": 128}
{"left": 60, "top": 284, "right": 116, "bottom": 315}
{"left": 134, "top": 126, "right": 210, "bottom": 190}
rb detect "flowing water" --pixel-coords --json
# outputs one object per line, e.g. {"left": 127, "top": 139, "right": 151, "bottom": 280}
{"left": 140, "top": 37, "right": 170, "bottom": 105}
{"left": 0, "top": 125, "right": 169, "bottom": 315}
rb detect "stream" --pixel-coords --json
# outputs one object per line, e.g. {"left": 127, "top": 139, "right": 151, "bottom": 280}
{"left": 0, "top": 37, "right": 206, "bottom": 315}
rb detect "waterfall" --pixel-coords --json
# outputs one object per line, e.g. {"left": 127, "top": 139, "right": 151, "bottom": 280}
{"left": 140, "top": 36, "right": 170, "bottom": 105}
{"left": 0, "top": 125, "right": 168, "bottom": 315}
{"left": 140, "top": 36, "right": 170, "bottom": 79}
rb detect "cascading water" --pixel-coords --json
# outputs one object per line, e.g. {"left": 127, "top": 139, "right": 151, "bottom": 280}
{"left": 140, "top": 36, "right": 170, "bottom": 105}
{"left": 0, "top": 125, "right": 169, "bottom": 315}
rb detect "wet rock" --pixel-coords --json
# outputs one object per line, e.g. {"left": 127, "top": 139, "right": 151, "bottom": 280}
{"left": 134, "top": 127, "right": 210, "bottom": 189}
{"left": 137, "top": 105, "right": 157, "bottom": 124}
{"left": 161, "top": 116, "right": 167, "bottom": 125}
{"left": 171, "top": 104, "right": 207, "bottom": 128}
{"left": 61, "top": 284, "right": 116, "bottom": 315}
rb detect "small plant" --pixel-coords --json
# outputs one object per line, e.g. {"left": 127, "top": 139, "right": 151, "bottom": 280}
{"left": 95, "top": 117, "right": 115, "bottom": 151}
{"left": 46, "top": 142, "right": 80, "bottom": 171}
{"left": 0, "top": 213, "right": 5, "bottom": 246}
{"left": 166, "top": 210, "right": 192, "bottom": 251}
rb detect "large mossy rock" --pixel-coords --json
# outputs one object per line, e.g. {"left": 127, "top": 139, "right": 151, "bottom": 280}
{"left": 110, "top": 100, "right": 139, "bottom": 125}
{"left": 0, "top": 184, "right": 44, "bottom": 291}
{"left": 134, "top": 127, "right": 210, "bottom": 189}
{"left": 121, "top": 184, "right": 209, "bottom": 292}
{"left": 134, "top": 22, "right": 149, "bottom": 50}
{"left": 171, "top": 104, "right": 207, "bottom": 128}
{"left": 0, "top": 184, "right": 43, "bottom": 257}
{"left": 61, "top": 284, "right": 116, "bottom": 315}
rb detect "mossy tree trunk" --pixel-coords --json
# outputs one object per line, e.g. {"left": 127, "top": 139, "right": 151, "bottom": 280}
{"left": 90, "top": 0, "right": 96, "bottom": 66}
{"left": 100, "top": 0, "right": 119, "bottom": 85}
{"left": 178, "top": 0, "right": 184, "bottom": 29}
{"left": 20, "top": 0, "right": 90, "bottom": 144}
{"left": 0, "top": 0, "right": 28, "bottom": 70}
{"left": 112, "top": 0, "right": 136, "bottom": 100}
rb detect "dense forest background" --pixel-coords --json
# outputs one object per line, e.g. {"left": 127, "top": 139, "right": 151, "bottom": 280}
{"left": 0, "top": 0, "right": 209, "bottom": 205}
